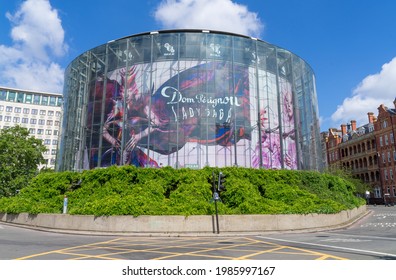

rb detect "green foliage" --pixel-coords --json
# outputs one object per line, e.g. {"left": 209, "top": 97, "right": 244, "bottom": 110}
{"left": 0, "top": 166, "right": 366, "bottom": 216}
{"left": 0, "top": 126, "right": 46, "bottom": 197}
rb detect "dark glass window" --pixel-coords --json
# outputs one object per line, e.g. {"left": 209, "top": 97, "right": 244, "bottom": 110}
{"left": 0, "top": 90, "right": 7, "bottom": 100}
{"left": 17, "top": 92, "right": 24, "bottom": 103}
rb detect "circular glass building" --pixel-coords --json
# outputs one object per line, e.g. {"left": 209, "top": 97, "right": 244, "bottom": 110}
{"left": 57, "top": 30, "right": 322, "bottom": 171}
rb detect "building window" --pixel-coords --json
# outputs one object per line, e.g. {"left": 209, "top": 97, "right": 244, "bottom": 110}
{"left": 391, "top": 133, "right": 394, "bottom": 144}
{"left": 385, "top": 170, "right": 388, "bottom": 180}
{"left": 388, "top": 151, "right": 391, "bottom": 162}
{"left": 21, "top": 118, "right": 28, "bottom": 124}
{"left": 53, "top": 130, "right": 58, "bottom": 135}
{"left": 45, "top": 129, "right": 52, "bottom": 135}
{"left": 17, "top": 93, "right": 24, "bottom": 103}
{"left": 0, "top": 105, "right": 3, "bottom": 111}
{"left": 41, "top": 96, "right": 48, "bottom": 105}
{"left": 380, "top": 136, "right": 383, "bottom": 147}
{"left": 25, "top": 94, "right": 32, "bottom": 103}
{"left": 0, "top": 90, "right": 6, "bottom": 100}
{"left": 7, "top": 91, "right": 16, "bottom": 101}
{"left": 29, "top": 128, "right": 35, "bottom": 134}
{"left": 48, "top": 110, "right": 54, "bottom": 116}
{"left": 382, "top": 153, "right": 386, "bottom": 163}
{"left": 49, "top": 97, "right": 56, "bottom": 106}
{"left": 44, "top": 139, "right": 51, "bottom": 145}
{"left": 4, "top": 116, "right": 11, "bottom": 122}
{"left": 38, "top": 119, "right": 45, "bottom": 125}
{"left": 385, "top": 135, "right": 389, "bottom": 145}
{"left": 393, "top": 187, "right": 396, "bottom": 197}
{"left": 56, "top": 111, "right": 61, "bottom": 117}
{"left": 33, "top": 95, "right": 40, "bottom": 104}
{"left": 374, "top": 187, "right": 381, "bottom": 198}
{"left": 46, "top": 120, "right": 53, "bottom": 126}
{"left": 23, "top": 108, "right": 30, "bottom": 114}
{"left": 40, "top": 110, "right": 46, "bottom": 116}
{"left": 31, "top": 109, "right": 38, "bottom": 115}
{"left": 51, "top": 149, "right": 57, "bottom": 155}
{"left": 6, "top": 106, "right": 12, "bottom": 112}
{"left": 390, "top": 169, "right": 394, "bottom": 180}
{"left": 383, "top": 120, "right": 388, "bottom": 128}
{"left": 37, "top": 129, "right": 44, "bottom": 135}
{"left": 13, "top": 117, "right": 20, "bottom": 123}
{"left": 30, "top": 118, "right": 37, "bottom": 124}
{"left": 14, "top": 107, "right": 21, "bottom": 113}
{"left": 52, "top": 139, "right": 58, "bottom": 145}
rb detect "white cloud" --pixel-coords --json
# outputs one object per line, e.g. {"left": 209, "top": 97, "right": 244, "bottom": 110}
{"left": 331, "top": 57, "right": 396, "bottom": 126}
{"left": 154, "top": 0, "right": 263, "bottom": 38}
{"left": 0, "top": 0, "right": 67, "bottom": 93}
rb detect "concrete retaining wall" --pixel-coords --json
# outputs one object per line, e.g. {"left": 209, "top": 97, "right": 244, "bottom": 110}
{"left": 0, "top": 205, "right": 367, "bottom": 235}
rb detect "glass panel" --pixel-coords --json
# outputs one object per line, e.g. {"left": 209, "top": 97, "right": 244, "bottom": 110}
{"left": 0, "top": 89, "right": 6, "bottom": 100}
{"left": 49, "top": 96, "right": 56, "bottom": 106}
{"left": 7, "top": 91, "right": 16, "bottom": 101}
{"left": 233, "top": 36, "right": 255, "bottom": 66}
{"left": 17, "top": 92, "right": 24, "bottom": 103}
{"left": 25, "top": 94, "right": 32, "bottom": 103}
{"left": 41, "top": 96, "right": 49, "bottom": 105}
{"left": 33, "top": 95, "right": 40, "bottom": 104}
{"left": 153, "top": 33, "right": 178, "bottom": 61}
{"left": 204, "top": 33, "right": 232, "bottom": 61}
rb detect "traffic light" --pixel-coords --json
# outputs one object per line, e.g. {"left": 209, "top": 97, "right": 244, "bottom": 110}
{"left": 218, "top": 172, "right": 226, "bottom": 192}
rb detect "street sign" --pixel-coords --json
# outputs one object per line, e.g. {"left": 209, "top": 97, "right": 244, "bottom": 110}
{"left": 213, "top": 192, "right": 220, "bottom": 201}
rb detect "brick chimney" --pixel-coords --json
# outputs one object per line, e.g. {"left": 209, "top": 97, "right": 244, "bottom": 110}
{"left": 351, "top": 120, "right": 356, "bottom": 131}
{"left": 341, "top": 124, "right": 347, "bottom": 135}
{"left": 367, "top": 112, "right": 374, "bottom": 123}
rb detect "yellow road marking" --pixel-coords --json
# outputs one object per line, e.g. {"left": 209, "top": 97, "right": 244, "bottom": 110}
{"left": 16, "top": 237, "right": 349, "bottom": 260}
{"left": 15, "top": 238, "right": 122, "bottom": 260}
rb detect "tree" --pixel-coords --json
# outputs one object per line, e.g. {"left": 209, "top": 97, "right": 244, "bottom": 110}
{"left": 0, "top": 126, "right": 46, "bottom": 197}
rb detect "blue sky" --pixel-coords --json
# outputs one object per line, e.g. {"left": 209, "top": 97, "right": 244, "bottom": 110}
{"left": 1, "top": 0, "right": 395, "bottom": 131}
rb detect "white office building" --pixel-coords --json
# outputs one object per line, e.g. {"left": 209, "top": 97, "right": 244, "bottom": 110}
{"left": 0, "top": 86, "right": 63, "bottom": 169}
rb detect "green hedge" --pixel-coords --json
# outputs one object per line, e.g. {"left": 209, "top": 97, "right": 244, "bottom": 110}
{"left": 0, "top": 166, "right": 365, "bottom": 216}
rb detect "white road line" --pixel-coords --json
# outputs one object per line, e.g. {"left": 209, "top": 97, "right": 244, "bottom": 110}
{"left": 256, "top": 236, "right": 396, "bottom": 258}
{"left": 321, "top": 238, "right": 371, "bottom": 243}
{"left": 326, "top": 232, "right": 396, "bottom": 241}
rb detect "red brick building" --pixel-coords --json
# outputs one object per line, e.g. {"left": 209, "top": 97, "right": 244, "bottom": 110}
{"left": 326, "top": 100, "right": 396, "bottom": 205}
{"left": 373, "top": 101, "right": 396, "bottom": 205}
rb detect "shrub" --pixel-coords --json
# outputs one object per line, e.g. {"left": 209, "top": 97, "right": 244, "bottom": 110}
{"left": 0, "top": 166, "right": 365, "bottom": 216}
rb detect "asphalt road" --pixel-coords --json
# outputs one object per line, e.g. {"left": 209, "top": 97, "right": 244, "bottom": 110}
{"left": 0, "top": 205, "right": 395, "bottom": 260}
{"left": 258, "top": 205, "right": 396, "bottom": 260}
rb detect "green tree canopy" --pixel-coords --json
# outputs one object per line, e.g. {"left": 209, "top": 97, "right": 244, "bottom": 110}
{"left": 0, "top": 126, "right": 46, "bottom": 197}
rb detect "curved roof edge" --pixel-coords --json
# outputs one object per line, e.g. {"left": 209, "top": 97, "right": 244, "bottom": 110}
{"left": 111, "top": 29, "right": 257, "bottom": 43}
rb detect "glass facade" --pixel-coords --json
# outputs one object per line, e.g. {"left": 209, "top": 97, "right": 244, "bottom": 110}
{"left": 58, "top": 30, "right": 322, "bottom": 171}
